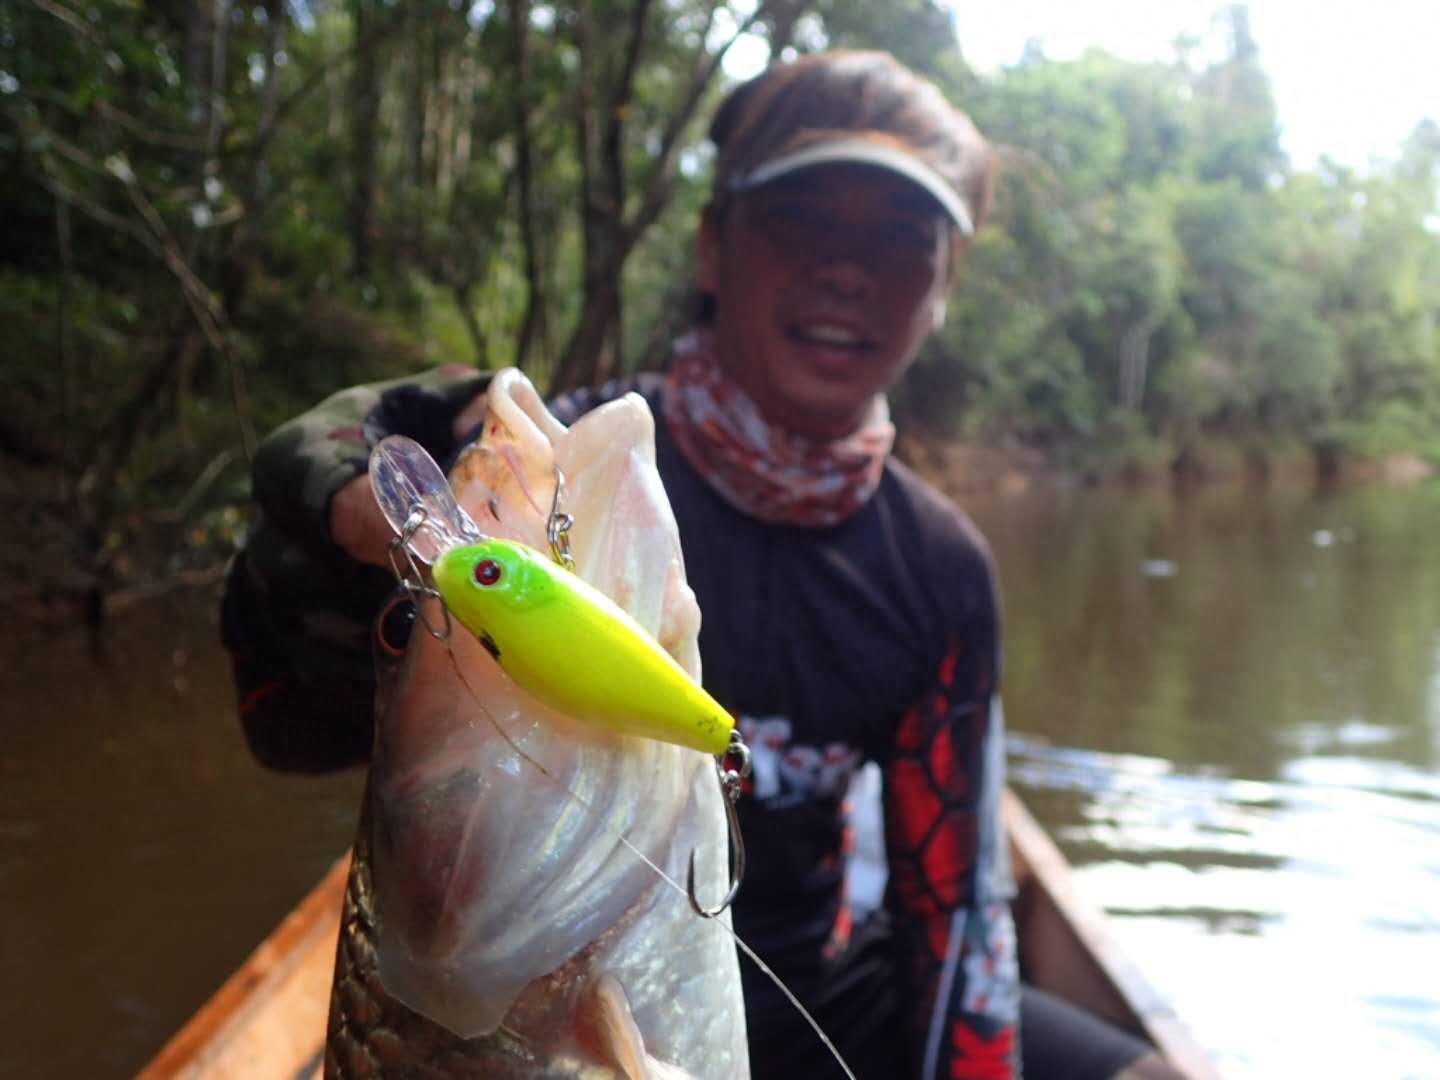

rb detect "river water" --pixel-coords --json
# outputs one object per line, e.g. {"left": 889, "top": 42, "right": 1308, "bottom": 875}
{"left": 966, "top": 479, "right": 1440, "bottom": 1080}
{"left": 2, "top": 479, "right": 1437, "bottom": 1078}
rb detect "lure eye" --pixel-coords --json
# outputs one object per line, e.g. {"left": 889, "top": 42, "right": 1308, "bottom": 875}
{"left": 473, "top": 559, "right": 502, "bottom": 587}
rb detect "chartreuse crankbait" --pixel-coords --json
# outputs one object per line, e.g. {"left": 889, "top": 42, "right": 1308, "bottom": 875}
{"left": 432, "top": 538, "right": 735, "bottom": 756}
{"left": 371, "top": 433, "right": 749, "bottom": 917}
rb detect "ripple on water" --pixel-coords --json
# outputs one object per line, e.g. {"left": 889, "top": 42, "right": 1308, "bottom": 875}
{"left": 1007, "top": 733, "right": 1440, "bottom": 1079}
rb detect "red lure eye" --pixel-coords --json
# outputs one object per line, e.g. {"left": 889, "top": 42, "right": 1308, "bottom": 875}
{"left": 474, "top": 559, "right": 502, "bottom": 586}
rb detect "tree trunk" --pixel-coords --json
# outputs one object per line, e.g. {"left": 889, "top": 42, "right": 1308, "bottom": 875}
{"left": 1118, "top": 319, "right": 1154, "bottom": 411}
{"left": 510, "top": 0, "right": 545, "bottom": 371}
{"left": 254, "top": 0, "right": 286, "bottom": 196}
{"left": 179, "top": 0, "right": 231, "bottom": 446}
{"left": 561, "top": 0, "right": 608, "bottom": 389}
{"left": 348, "top": 0, "right": 384, "bottom": 277}
{"left": 550, "top": 0, "right": 779, "bottom": 393}
{"left": 560, "top": 279, "right": 623, "bottom": 393}
{"left": 768, "top": 0, "right": 804, "bottom": 56}
{"left": 183, "top": 0, "right": 216, "bottom": 113}
{"left": 453, "top": 282, "right": 487, "bottom": 363}
{"left": 403, "top": 9, "right": 427, "bottom": 263}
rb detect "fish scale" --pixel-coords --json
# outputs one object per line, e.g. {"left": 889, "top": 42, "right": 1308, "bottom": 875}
{"left": 327, "top": 796, "right": 609, "bottom": 1079}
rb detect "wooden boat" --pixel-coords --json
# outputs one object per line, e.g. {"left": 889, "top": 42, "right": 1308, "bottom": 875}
{"left": 1000, "top": 790, "right": 1220, "bottom": 1080}
{"left": 136, "top": 789, "right": 1220, "bottom": 1079}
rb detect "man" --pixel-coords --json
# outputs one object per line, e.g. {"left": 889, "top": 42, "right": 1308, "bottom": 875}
{"left": 224, "top": 50, "right": 1180, "bottom": 1080}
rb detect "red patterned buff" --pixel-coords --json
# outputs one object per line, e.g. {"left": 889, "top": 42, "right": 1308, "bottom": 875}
{"left": 662, "top": 330, "right": 896, "bottom": 527}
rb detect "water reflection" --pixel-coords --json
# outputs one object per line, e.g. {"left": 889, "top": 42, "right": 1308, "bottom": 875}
{"left": 965, "top": 480, "right": 1440, "bottom": 1080}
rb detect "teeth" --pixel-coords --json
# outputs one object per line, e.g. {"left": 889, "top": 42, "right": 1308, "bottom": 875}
{"left": 800, "top": 324, "right": 862, "bottom": 345}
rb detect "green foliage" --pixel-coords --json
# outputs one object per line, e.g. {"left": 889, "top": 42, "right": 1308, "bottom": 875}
{"left": 2, "top": 0, "right": 1439, "bottom": 590}
{"left": 912, "top": 5, "right": 1440, "bottom": 474}
{"left": 899, "top": 227, "right": 1101, "bottom": 443}
{"left": 1324, "top": 402, "right": 1440, "bottom": 464}
{"left": 1085, "top": 407, "right": 1172, "bottom": 477}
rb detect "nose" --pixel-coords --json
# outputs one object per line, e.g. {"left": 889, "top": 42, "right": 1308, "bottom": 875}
{"left": 808, "top": 240, "right": 876, "bottom": 299}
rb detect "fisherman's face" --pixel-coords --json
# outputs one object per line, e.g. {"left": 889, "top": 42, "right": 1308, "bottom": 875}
{"left": 698, "top": 163, "right": 953, "bottom": 440}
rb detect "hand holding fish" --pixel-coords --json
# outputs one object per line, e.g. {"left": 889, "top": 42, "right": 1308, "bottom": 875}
{"left": 329, "top": 473, "right": 397, "bottom": 568}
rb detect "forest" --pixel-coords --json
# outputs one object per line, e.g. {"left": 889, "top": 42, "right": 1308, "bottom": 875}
{"left": 2, "top": 0, "right": 1438, "bottom": 602}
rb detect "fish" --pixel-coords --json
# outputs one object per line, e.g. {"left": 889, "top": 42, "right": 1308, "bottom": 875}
{"left": 324, "top": 369, "right": 750, "bottom": 1078}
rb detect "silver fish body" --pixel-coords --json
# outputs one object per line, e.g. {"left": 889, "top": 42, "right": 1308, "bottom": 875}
{"left": 324, "top": 371, "right": 749, "bottom": 1078}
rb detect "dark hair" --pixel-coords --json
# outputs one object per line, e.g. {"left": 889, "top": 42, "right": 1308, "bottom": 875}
{"left": 708, "top": 50, "right": 995, "bottom": 234}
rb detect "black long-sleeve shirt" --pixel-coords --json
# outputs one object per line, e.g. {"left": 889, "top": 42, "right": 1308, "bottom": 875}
{"left": 222, "top": 369, "right": 1020, "bottom": 1078}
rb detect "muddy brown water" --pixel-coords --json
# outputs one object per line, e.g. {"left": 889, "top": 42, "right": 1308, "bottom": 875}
{"left": 0, "top": 596, "right": 364, "bottom": 1079}
{"left": 2, "top": 478, "right": 1438, "bottom": 1078}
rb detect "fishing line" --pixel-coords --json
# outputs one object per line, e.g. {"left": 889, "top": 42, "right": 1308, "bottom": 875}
{"left": 441, "top": 643, "right": 858, "bottom": 1080}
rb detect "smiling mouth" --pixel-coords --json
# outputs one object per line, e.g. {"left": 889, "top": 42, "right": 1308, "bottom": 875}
{"left": 786, "top": 322, "right": 874, "bottom": 351}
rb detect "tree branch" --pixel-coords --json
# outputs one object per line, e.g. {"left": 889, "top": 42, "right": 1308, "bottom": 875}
{"left": 28, "top": 0, "right": 97, "bottom": 41}
{"left": 94, "top": 101, "right": 208, "bottom": 151}
{"left": 622, "top": 0, "right": 785, "bottom": 254}
{"left": 241, "top": 1, "right": 411, "bottom": 165}
{"left": 609, "top": 0, "right": 655, "bottom": 152}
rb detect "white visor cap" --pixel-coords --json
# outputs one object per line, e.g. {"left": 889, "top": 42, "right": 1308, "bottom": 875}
{"left": 727, "top": 136, "right": 975, "bottom": 238}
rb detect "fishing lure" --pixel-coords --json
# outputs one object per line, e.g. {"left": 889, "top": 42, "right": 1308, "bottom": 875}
{"left": 432, "top": 538, "right": 735, "bottom": 756}
{"left": 371, "top": 433, "right": 748, "bottom": 916}
{"left": 369, "top": 433, "right": 737, "bottom": 756}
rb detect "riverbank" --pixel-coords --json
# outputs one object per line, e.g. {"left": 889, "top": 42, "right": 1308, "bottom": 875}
{"left": 7, "top": 430, "right": 1433, "bottom": 627}
{"left": 894, "top": 429, "right": 1436, "bottom": 499}
{"left": 0, "top": 452, "right": 235, "bottom": 628}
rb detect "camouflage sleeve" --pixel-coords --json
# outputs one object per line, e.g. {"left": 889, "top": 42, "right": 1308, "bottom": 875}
{"left": 224, "top": 364, "right": 489, "bottom": 772}
{"left": 252, "top": 364, "right": 489, "bottom": 562}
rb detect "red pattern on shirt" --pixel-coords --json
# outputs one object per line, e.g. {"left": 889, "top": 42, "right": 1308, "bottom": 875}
{"left": 887, "top": 637, "right": 1015, "bottom": 1079}
{"left": 950, "top": 1024, "right": 1017, "bottom": 1080}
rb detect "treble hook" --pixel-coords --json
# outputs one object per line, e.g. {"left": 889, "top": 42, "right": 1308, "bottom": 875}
{"left": 688, "top": 729, "right": 751, "bottom": 918}
{"left": 541, "top": 462, "right": 746, "bottom": 915}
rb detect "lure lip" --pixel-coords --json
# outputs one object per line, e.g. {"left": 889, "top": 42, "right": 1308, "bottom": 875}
{"left": 373, "top": 436, "right": 738, "bottom": 759}
{"left": 370, "top": 435, "right": 486, "bottom": 567}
